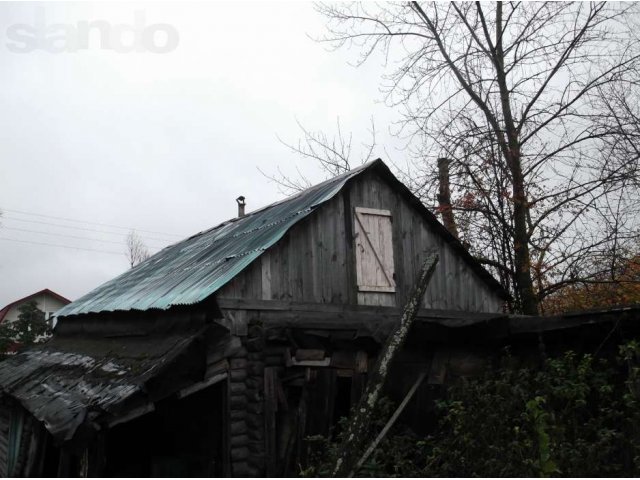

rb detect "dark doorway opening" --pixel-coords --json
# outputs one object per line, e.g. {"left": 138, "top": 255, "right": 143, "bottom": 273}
{"left": 104, "top": 380, "right": 226, "bottom": 477}
{"left": 331, "top": 375, "right": 353, "bottom": 438}
{"left": 41, "top": 433, "right": 62, "bottom": 477}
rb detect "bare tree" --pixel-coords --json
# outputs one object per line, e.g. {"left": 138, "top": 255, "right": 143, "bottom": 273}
{"left": 261, "top": 117, "right": 378, "bottom": 194}
{"left": 310, "top": 2, "right": 640, "bottom": 314}
{"left": 125, "top": 230, "right": 150, "bottom": 268}
{"left": 535, "top": 75, "right": 640, "bottom": 309}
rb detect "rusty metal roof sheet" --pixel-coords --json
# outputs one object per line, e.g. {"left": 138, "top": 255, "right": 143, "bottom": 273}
{"left": 0, "top": 330, "right": 204, "bottom": 440}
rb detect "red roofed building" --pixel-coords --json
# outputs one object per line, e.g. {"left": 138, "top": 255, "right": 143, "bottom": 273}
{"left": 0, "top": 289, "right": 71, "bottom": 326}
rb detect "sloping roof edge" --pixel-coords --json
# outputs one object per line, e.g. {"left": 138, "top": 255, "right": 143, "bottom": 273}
{"left": 363, "top": 160, "right": 509, "bottom": 299}
{"left": 56, "top": 165, "right": 368, "bottom": 318}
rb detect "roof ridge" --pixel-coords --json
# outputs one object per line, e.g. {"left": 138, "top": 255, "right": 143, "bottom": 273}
{"left": 56, "top": 162, "right": 378, "bottom": 317}
{"left": 178, "top": 160, "right": 380, "bottom": 244}
{"left": 55, "top": 157, "right": 508, "bottom": 318}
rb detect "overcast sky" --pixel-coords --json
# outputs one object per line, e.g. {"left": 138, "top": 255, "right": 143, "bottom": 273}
{"left": 0, "top": 1, "right": 408, "bottom": 307}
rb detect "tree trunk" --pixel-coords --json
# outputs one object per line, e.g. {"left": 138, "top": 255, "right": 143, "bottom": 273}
{"left": 330, "top": 253, "right": 439, "bottom": 477}
{"left": 510, "top": 153, "right": 539, "bottom": 315}
{"left": 494, "top": 2, "right": 538, "bottom": 315}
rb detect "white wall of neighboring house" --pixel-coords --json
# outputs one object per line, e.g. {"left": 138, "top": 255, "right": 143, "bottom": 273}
{"left": 2, "top": 292, "right": 68, "bottom": 325}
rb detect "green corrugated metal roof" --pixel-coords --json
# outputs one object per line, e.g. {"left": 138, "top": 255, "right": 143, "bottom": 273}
{"left": 56, "top": 163, "right": 370, "bottom": 318}
{"left": 57, "top": 159, "right": 508, "bottom": 319}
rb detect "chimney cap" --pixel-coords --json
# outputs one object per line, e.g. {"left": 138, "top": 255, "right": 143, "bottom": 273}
{"left": 236, "top": 196, "right": 246, "bottom": 218}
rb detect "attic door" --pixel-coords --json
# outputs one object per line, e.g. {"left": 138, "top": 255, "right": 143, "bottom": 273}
{"left": 354, "top": 207, "right": 396, "bottom": 303}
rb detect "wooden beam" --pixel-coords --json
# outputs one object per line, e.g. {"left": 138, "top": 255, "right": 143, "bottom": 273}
{"left": 295, "top": 349, "right": 325, "bottom": 361}
{"left": 206, "top": 359, "right": 229, "bottom": 377}
{"left": 343, "top": 184, "right": 358, "bottom": 305}
{"left": 352, "top": 372, "right": 426, "bottom": 476}
{"left": 427, "top": 349, "right": 449, "bottom": 384}
{"left": 355, "top": 351, "right": 368, "bottom": 374}
{"left": 264, "top": 368, "right": 277, "bottom": 477}
{"left": 108, "top": 403, "right": 155, "bottom": 428}
{"left": 215, "top": 297, "right": 499, "bottom": 321}
{"left": 223, "top": 376, "right": 232, "bottom": 477}
{"left": 289, "top": 358, "right": 331, "bottom": 367}
{"left": 509, "top": 307, "right": 640, "bottom": 335}
{"left": 354, "top": 207, "right": 392, "bottom": 217}
{"left": 176, "top": 372, "right": 228, "bottom": 399}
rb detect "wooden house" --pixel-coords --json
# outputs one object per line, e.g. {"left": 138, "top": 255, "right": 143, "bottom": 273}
{"left": 0, "top": 159, "right": 513, "bottom": 476}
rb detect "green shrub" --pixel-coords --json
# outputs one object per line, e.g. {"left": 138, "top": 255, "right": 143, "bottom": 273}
{"left": 303, "top": 341, "right": 640, "bottom": 477}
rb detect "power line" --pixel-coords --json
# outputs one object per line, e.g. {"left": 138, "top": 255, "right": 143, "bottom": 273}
{"left": 2, "top": 216, "right": 178, "bottom": 244}
{"left": 0, "top": 237, "right": 125, "bottom": 256}
{"left": 1, "top": 208, "right": 183, "bottom": 239}
{"left": 1, "top": 226, "right": 165, "bottom": 248}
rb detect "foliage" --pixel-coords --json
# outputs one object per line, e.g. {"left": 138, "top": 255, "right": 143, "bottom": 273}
{"left": 301, "top": 398, "right": 424, "bottom": 478}
{"left": 542, "top": 254, "right": 640, "bottom": 314}
{"left": 0, "top": 301, "right": 51, "bottom": 357}
{"left": 14, "top": 300, "right": 51, "bottom": 345}
{"left": 302, "top": 342, "right": 640, "bottom": 477}
{"left": 0, "top": 323, "right": 15, "bottom": 355}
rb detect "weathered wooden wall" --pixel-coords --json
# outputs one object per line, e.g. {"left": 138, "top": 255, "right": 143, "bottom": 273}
{"left": 0, "top": 395, "right": 10, "bottom": 477}
{"left": 218, "top": 191, "right": 351, "bottom": 305}
{"left": 0, "top": 396, "right": 42, "bottom": 477}
{"left": 217, "top": 169, "right": 503, "bottom": 313}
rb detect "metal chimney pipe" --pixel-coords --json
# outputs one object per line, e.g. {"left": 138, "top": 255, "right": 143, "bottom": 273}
{"left": 236, "top": 196, "right": 246, "bottom": 217}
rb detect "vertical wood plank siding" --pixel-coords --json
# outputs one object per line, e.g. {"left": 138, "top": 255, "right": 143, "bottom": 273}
{"left": 0, "top": 396, "right": 10, "bottom": 477}
{"left": 217, "top": 170, "right": 502, "bottom": 313}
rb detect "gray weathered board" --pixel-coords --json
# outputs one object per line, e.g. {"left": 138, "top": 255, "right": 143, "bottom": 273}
{"left": 218, "top": 169, "right": 502, "bottom": 313}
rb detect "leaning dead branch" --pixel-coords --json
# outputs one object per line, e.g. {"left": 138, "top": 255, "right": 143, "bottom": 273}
{"left": 331, "top": 252, "right": 439, "bottom": 477}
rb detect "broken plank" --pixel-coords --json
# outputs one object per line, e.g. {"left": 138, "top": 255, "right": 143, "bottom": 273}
{"left": 352, "top": 372, "right": 426, "bottom": 476}
{"left": 108, "top": 403, "right": 155, "bottom": 428}
{"left": 295, "top": 349, "right": 325, "bottom": 361}
{"left": 177, "top": 372, "right": 228, "bottom": 399}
